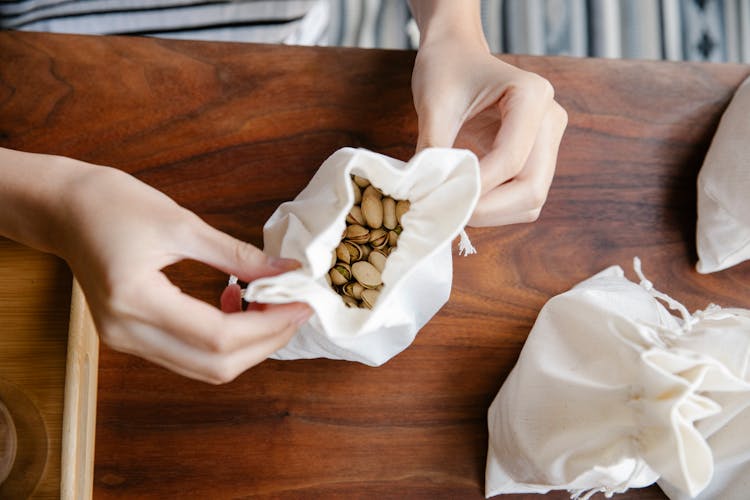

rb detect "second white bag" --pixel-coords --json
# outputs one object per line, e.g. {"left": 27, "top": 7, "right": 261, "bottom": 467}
{"left": 485, "top": 259, "right": 750, "bottom": 500}
{"left": 243, "top": 147, "right": 481, "bottom": 366}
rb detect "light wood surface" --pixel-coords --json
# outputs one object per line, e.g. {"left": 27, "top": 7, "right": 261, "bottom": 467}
{"left": 61, "top": 280, "right": 98, "bottom": 500}
{"left": 2, "top": 30, "right": 750, "bottom": 499}
{"left": 0, "top": 239, "right": 71, "bottom": 499}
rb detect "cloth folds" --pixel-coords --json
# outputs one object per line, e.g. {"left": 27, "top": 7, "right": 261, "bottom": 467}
{"left": 485, "top": 259, "right": 750, "bottom": 499}
{"left": 244, "top": 147, "right": 481, "bottom": 366}
{"left": 696, "top": 75, "right": 750, "bottom": 273}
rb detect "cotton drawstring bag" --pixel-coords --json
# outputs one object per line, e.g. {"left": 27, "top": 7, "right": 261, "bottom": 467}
{"left": 242, "top": 147, "right": 481, "bottom": 366}
{"left": 696, "top": 76, "right": 750, "bottom": 273}
{"left": 485, "top": 259, "right": 750, "bottom": 500}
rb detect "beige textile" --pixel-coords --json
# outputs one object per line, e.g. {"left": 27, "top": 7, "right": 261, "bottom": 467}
{"left": 696, "top": 76, "right": 750, "bottom": 273}
{"left": 485, "top": 260, "right": 750, "bottom": 500}
{"left": 244, "top": 147, "right": 481, "bottom": 366}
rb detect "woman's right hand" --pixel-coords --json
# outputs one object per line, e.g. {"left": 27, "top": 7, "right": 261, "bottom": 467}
{"left": 0, "top": 148, "right": 312, "bottom": 384}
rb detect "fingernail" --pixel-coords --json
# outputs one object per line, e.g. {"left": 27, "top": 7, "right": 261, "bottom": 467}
{"left": 268, "top": 257, "right": 302, "bottom": 272}
{"left": 220, "top": 284, "right": 243, "bottom": 313}
{"left": 293, "top": 305, "right": 314, "bottom": 326}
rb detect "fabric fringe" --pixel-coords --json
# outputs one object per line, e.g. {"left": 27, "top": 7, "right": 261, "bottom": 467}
{"left": 458, "top": 229, "right": 477, "bottom": 256}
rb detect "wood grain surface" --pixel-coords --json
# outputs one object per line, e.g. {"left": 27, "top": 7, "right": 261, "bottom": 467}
{"left": 0, "top": 239, "right": 71, "bottom": 499}
{"left": 2, "top": 31, "right": 750, "bottom": 499}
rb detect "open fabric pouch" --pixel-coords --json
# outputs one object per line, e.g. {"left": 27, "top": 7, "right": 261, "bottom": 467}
{"left": 243, "top": 147, "right": 481, "bottom": 366}
{"left": 486, "top": 259, "right": 750, "bottom": 500}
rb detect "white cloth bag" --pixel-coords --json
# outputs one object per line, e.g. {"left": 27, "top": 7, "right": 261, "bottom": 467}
{"left": 696, "top": 76, "right": 750, "bottom": 273}
{"left": 243, "top": 147, "right": 481, "bottom": 366}
{"left": 485, "top": 259, "right": 750, "bottom": 500}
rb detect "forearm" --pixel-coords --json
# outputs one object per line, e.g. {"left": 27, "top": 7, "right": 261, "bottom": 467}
{"left": 0, "top": 147, "right": 91, "bottom": 256}
{"left": 408, "top": 0, "right": 488, "bottom": 50}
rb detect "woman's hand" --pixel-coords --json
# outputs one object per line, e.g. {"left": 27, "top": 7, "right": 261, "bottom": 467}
{"left": 410, "top": 1, "right": 567, "bottom": 227}
{"left": 0, "top": 148, "right": 311, "bottom": 384}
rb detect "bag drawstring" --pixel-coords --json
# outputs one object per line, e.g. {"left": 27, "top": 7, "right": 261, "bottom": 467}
{"left": 633, "top": 257, "right": 695, "bottom": 331}
{"left": 569, "top": 487, "right": 610, "bottom": 500}
{"left": 568, "top": 461, "right": 646, "bottom": 500}
{"left": 458, "top": 229, "right": 477, "bottom": 256}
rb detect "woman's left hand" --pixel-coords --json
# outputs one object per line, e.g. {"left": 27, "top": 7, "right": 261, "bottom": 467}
{"left": 411, "top": 33, "right": 567, "bottom": 227}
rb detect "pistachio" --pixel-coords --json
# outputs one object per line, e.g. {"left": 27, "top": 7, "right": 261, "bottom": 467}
{"left": 360, "top": 289, "right": 380, "bottom": 309}
{"left": 362, "top": 185, "right": 382, "bottom": 201}
{"left": 388, "top": 230, "right": 398, "bottom": 247}
{"left": 360, "top": 244, "right": 371, "bottom": 259}
{"left": 353, "top": 175, "right": 370, "bottom": 188}
{"left": 361, "top": 195, "right": 383, "bottom": 229}
{"left": 344, "top": 224, "right": 370, "bottom": 244}
{"left": 330, "top": 263, "right": 351, "bottom": 286}
{"left": 336, "top": 242, "right": 350, "bottom": 264}
{"left": 343, "top": 281, "right": 364, "bottom": 300}
{"left": 368, "top": 250, "right": 387, "bottom": 272}
{"left": 352, "top": 261, "right": 382, "bottom": 288}
{"left": 346, "top": 205, "right": 365, "bottom": 226}
{"left": 329, "top": 174, "right": 410, "bottom": 308}
{"left": 342, "top": 295, "right": 359, "bottom": 308}
{"left": 395, "top": 200, "right": 410, "bottom": 224}
{"left": 342, "top": 241, "right": 361, "bottom": 262}
{"left": 382, "top": 197, "right": 397, "bottom": 230}
{"left": 369, "top": 228, "right": 388, "bottom": 249}
{"left": 351, "top": 179, "right": 362, "bottom": 204}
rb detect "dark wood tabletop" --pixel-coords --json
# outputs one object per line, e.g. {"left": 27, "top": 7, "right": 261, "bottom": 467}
{"left": 2, "top": 30, "right": 750, "bottom": 499}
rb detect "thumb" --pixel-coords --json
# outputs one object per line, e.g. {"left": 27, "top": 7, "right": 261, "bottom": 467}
{"left": 415, "top": 105, "right": 462, "bottom": 153}
{"left": 190, "top": 223, "right": 301, "bottom": 283}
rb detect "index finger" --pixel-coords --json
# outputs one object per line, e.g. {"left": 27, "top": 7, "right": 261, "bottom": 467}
{"left": 479, "top": 73, "right": 554, "bottom": 195}
{"left": 133, "top": 275, "right": 312, "bottom": 354}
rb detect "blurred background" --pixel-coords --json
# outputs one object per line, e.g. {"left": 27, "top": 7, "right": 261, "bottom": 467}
{"left": 2, "top": 0, "right": 749, "bottom": 63}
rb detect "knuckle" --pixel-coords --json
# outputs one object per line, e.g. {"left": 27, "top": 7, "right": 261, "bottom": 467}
{"left": 524, "top": 208, "right": 543, "bottom": 223}
{"left": 527, "top": 182, "right": 550, "bottom": 210}
{"left": 233, "top": 239, "right": 264, "bottom": 267}
{"left": 206, "top": 329, "right": 232, "bottom": 354}
{"left": 551, "top": 101, "right": 568, "bottom": 128}
{"left": 208, "top": 360, "right": 239, "bottom": 385}
{"left": 468, "top": 205, "right": 492, "bottom": 228}
{"left": 516, "top": 73, "right": 554, "bottom": 102}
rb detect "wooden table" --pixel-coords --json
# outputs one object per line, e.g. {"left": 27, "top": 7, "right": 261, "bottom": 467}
{"left": 2, "top": 30, "right": 750, "bottom": 499}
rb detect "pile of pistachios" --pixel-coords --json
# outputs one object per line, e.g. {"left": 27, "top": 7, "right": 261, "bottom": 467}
{"left": 326, "top": 175, "right": 410, "bottom": 309}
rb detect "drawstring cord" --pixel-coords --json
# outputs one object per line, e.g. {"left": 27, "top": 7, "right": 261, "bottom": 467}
{"left": 458, "top": 229, "right": 477, "bottom": 256}
{"left": 633, "top": 257, "right": 695, "bottom": 332}
{"left": 569, "top": 461, "right": 647, "bottom": 500}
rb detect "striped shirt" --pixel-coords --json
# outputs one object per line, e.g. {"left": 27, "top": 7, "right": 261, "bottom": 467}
{"left": 0, "top": 0, "right": 331, "bottom": 45}
{"left": 2, "top": 0, "right": 746, "bottom": 62}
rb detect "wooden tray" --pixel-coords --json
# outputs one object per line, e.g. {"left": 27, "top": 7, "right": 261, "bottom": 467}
{"left": 61, "top": 280, "right": 98, "bottom": 500}
{"left": 0, "top": 240, "right": 97, "bottom": 499}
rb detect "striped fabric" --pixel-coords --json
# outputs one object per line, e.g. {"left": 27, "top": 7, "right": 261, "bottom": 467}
{"left": 1, "top": 0, "right": 749, "bottom": 62}
{"left": 0, "top": 0, "right": 331, "bottom": 44}
{"left": 483, "top": 0, "right": 750, "bottom": 63}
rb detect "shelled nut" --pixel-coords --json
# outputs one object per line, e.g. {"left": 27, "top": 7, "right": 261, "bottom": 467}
{"left": 327, "top": 174, "right": 410, "bottom": 309}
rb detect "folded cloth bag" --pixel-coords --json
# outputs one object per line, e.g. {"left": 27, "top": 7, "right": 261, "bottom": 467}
{"left": 485, "top": 259, "right": 750, "bottom": 500}
{"left": 243, "top": 147, "right": 481, "bottom": 366}
{"left": 657, "top": 304, "right": 750, "bottom": 500}
{"left": 696, "top": 75, "right": 750, "bottom": 273}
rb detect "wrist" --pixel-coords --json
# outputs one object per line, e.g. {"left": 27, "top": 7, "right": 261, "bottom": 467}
{"left": 0, "top": 148, "right": 97, "bottom": 259}
{"left": 410, "top": 0, "right": 488, "bottom": 52}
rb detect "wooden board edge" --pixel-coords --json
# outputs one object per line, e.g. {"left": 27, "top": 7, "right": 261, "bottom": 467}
{"left": 60, "top": 279, "right": 99, "bottom": 500}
